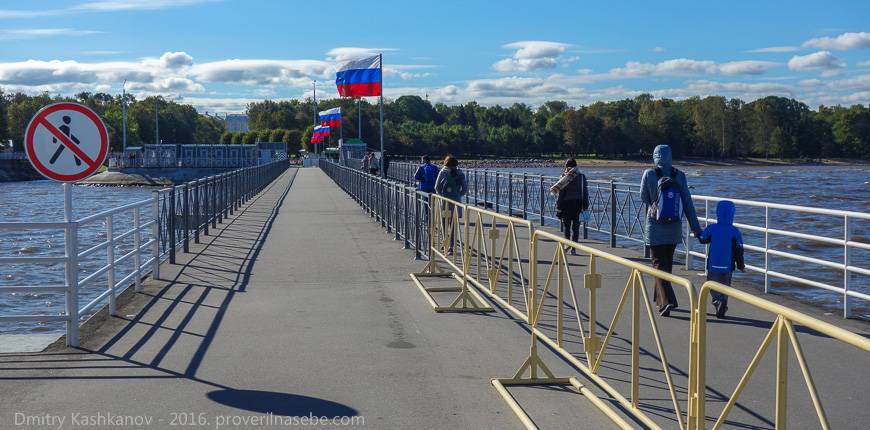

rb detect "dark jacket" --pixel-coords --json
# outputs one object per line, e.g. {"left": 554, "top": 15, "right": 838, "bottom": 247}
{"left": 698, "top": 200, "right": 745, "bottom": 273}
{"left": 554, "top": 167, "right": 589, "bottom": 219}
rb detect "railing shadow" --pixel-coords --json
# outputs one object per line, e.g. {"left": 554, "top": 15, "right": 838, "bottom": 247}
{"left": 0, "top": 169, "right": 358, "bottom": 417}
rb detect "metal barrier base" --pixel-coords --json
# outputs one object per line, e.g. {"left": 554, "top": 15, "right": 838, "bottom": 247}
{"left": 492, "top": 376, "right": 633, "bottom": 430}
{"left": 409, "top": 270, "right": 494, "bottom": 313}
{"left": 493, "top": 342, "right": 633, "bottom": 430}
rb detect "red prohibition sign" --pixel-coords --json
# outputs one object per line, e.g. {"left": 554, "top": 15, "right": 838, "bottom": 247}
{"left": 24, "top": 102, "right": 110, "bottom": 182}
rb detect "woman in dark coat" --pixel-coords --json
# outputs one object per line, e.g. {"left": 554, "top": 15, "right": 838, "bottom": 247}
{"left": 550, "top": 158, "right": 589, "bottom": 254}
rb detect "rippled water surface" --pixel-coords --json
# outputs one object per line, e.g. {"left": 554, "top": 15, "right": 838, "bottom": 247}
{"left": 0, "top": 181, "right": 156, "bottom": 334}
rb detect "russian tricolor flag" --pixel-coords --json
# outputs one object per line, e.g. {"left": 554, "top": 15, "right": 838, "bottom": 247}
{"left": 313, "top": 125, "right": 331, "bottom": 138}
{"left": 319, "top": 107, "right": 342, "bottom": 127}
{"left": 336, "top": 55, "right": 381, "bottom": 97}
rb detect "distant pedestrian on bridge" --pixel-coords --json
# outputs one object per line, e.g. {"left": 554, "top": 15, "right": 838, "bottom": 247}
{"left": 414, "top": 155, "right": 439, "bottom": 193}
{"left": 435, "top": 155, "right": 467, "bottom": 255}
{"left": 549, "top": 158, "right": 589, "bottom": 254}
{"left": 697, "top": 200, "right": 745, "bottom": 319}
{"left": 640, "top": 144, "right": 701, "bottom": 317}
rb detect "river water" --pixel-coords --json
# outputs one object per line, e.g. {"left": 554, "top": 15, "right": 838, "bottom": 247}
{"left": 1, "top": 166, "right": 869, "bottom": 335}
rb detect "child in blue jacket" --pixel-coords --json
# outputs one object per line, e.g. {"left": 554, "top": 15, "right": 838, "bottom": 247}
{"left": 697, "top": 200, "right": 745, "bottom": 319}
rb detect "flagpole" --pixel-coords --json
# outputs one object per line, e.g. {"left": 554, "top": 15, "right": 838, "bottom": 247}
{"left": 358, "top": 98, "right": 362, "bottom": 139}
{"left": 313, "top": 80, "right": 317, "bottom": 156}
{"left": 378, "top": 53, "right": 384, "bottom": 177}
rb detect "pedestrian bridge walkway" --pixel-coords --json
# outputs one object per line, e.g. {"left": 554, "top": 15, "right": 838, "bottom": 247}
{"left": 1, "top": 167, "right": 868, "bottom": 429}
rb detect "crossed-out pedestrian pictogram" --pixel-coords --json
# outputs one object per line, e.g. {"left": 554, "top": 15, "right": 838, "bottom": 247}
{"left": 24, "top": 102, "right": 109, "bottom": 183}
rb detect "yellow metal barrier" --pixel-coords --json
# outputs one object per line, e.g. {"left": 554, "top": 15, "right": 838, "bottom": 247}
{"left": 695, "top": 281, "right": 870, "bottom": 430}
{"left": 492, "top": 229, "right": 699, "bottom": 430}
{"left": 406, "top": 194, "right": 870, "bottom": 429}
{"left": 462, "top": 204, "right": 535, "bottom": 319}
{"left": 409, "top": 194, "right": 492, "bottom": 312}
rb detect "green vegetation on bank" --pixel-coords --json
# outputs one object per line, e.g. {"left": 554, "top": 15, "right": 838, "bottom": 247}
{"left": 2, "top": 89, "right": 868, "bottom": 159}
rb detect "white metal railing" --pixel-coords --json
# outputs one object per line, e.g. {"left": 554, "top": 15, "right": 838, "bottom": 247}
{"left": 0, "top": 199, "right": 155, "bottom": 347}
{"left": 690, "top": 195, "right": 870, "bottom": 317}
{"left": 383, "top": 160, "right": 869, "bottom": 318}
{"left": 0, "top": 160, "right": 290, "bottom": 346}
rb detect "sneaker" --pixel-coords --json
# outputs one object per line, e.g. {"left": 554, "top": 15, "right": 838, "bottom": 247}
{"left": 659, "top": 303, "right": 674, "bottom": 317}
{"left": 570, "top": 249, "right": 578, "bottom": 256}
{"left": 712, "top": 300, "right": 721, "bottom": 315}
{"left": 716, "top": 303, "right": 728, "bottom": 319}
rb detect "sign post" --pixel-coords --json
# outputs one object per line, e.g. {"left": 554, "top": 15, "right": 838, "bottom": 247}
{"left": 24, "top": 102, "right": 109, "bottom": 347}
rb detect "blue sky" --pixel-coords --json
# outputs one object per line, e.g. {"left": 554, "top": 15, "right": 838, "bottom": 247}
{"left": 0, "top": 0, "right": 868, "bottom": 112}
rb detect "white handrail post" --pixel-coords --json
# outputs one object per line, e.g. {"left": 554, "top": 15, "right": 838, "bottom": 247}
{"left": 704, "top": 199, "right": 710, "bottom": 275}
{"left": 151, "top": 190, "right": 160, "bottom": 280}
{"left": 844, "top": 215, "right": 852, "bottom": 318}
{"left": 685, "top": 221, "right": 692, "bottom": 270}
{"left": 134, "top": 206, "right": 142, "bottom": 292}
{"left": 764, "top": 206, "right": 770, "bottom": 294}
{"left": 63, "top": 183, "right": 80, "bottom": 347}
{"left": 106, "top": 214, "right": 116, "bottom": 316}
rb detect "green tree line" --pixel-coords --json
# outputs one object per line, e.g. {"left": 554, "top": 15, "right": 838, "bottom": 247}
{"left": 247, "top": 94, "right": 870, "bottom": 159}
{"left": 3, "top": 88, "right": 868, "bottom": 159}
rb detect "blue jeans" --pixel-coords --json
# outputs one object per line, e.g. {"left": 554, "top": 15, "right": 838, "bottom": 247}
{"left": 707, "top": 271, "right": 732, "bottom": 305}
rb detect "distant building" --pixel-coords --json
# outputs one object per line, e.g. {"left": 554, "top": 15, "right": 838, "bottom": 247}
{"left": 225, "top": 114, "right": 249, "bottom": 133}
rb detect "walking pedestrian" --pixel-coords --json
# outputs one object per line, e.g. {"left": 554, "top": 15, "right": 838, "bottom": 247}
{"left": 640, "top": 144, "right": 702, "bottom": 317}
{"left": 434, "top": 155, "right": 467, "bottom": 255}
{"left": 549, "top": 158, "right": 589, "bottom": 255}
{"left": 697, "top": 200, "right": 745, "bottom": 319}
{"left": 414, "top": 155, "right": 439, "bottom": 193}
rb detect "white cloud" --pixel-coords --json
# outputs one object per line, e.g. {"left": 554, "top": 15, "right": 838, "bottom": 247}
{"left": 0, "top": 52, "right": 205, "bottom": 97}
{"left": 788, "top": 51, "right": 847, "bottom": 76}
{"left": 826, "top": 74, "right": 870, "bottom": 91}
{"left": 492, "top": 41, "right": 570, "bottom": 72}
{"left": 74, "top": 0, "right": 218, "bottom": 12}
{"left": 746, "top": 46, "right": 799, "bottom": 53}
{"left": 653, "top": 47, "right": 666, "bottom": 53}
{"left": 0, "top": 0, "right": 217, "bottom": 18}
{"left": 0, "top": 28, "right": 100, "bottom": 40}
{"left": 610, "top": 58, "right": 775, "bottom": 77}
{"left": 383, "top": 64, "right": 436, "bottom": 80}
{"left": 858, "top": 60, "right": 870, "bottom": 68}
{"left": 326, "top": 47, "right": 397, "bottom": 62}
{"left": 179, "top": 96, "right": 275, "bottom": 113}
{"left": 803, "top": 32, "right": 870, "bottom": 50}
{"left": 718, "top": 60, "right": 779, "bottom": 75}
{"left": 190, "top": 59, "right": 332, "bottom": 86}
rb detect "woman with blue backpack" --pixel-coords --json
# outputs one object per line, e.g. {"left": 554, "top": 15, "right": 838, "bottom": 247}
{"left": 640, "top": 145, "right": 702, "bottom": 317}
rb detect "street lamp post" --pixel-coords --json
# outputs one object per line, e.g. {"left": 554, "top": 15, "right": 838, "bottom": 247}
{"left": 121, "top": 80, "right": 127, "bottom": 153}
{"left": 155, "top": 98, "right": 160, "bottom": 145}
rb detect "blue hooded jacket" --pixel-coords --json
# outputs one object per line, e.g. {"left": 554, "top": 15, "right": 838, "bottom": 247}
{"left": 698, "top": 200, "right": 745, "bottom": 273}
{"left": 414, "top": 162, "right": 439, "bottom": 192}
{"left": 641, "top": 145, "right": 701, "bottom": 246}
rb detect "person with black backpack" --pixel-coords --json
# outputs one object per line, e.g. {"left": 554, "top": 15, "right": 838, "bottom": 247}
{"left": 640, "top": 145, "right": 701, "bottom": 317}
{"left": 549, "top": 158, "right": 589, "bottom": 255}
